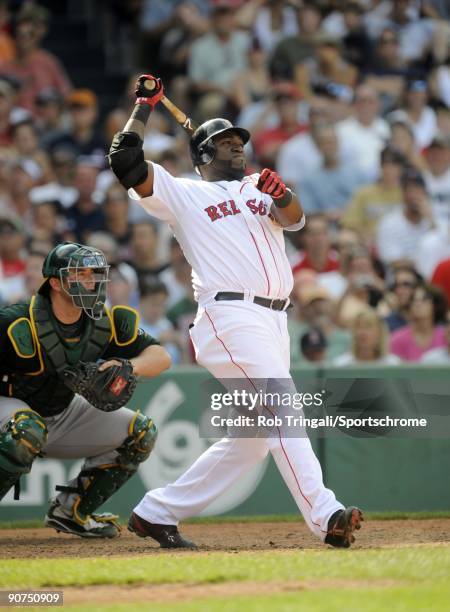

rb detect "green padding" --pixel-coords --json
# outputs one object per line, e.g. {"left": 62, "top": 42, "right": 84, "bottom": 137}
{"left": 323, "top": 437, "right": 450, "bottom": 512}
{"left": 8, "top": 319, "right": 35, "bottom": 358}
{"left": 112, "top": 307, "right": 138, "bottom": 345}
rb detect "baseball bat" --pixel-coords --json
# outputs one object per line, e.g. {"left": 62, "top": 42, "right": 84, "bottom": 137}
{"left": 144, "top": 78, "right": 197, "bottom": 135}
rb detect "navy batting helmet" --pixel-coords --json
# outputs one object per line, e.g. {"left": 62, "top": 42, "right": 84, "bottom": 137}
{"left": 189, "top": 118, "right": 250, "bottom": 168}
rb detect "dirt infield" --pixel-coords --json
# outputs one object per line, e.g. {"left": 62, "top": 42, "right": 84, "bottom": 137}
{"left": 0, "top": 519, "right": 449, "bottom": 559}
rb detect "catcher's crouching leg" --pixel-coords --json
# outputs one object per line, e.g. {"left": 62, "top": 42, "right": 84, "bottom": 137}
{"left": 0, "top": 409, "right": 48, "bottom": 500}
{"left": 46, "top": 411, "right": 157, "bottom": 538}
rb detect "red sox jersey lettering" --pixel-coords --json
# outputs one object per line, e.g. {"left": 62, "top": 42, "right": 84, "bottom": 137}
{"left": 204, "top": 199, "right": 268, "bottom": 223}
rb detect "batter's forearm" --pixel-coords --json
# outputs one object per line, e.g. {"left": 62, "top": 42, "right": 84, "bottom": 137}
{"left": 123, "top": 104, "right": 152, "bottom": 139}
{"left": 272, "top": 193, "right": 304, "bottom": 227}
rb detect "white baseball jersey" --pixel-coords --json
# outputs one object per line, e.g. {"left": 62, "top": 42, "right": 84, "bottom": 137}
{"left": 130, "top": 163, "right": 305, "bottom": 302}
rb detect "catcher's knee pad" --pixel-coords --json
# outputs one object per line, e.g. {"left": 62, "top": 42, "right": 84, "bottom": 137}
{"left": 0, "top": 409, "right": 48, "bottom": 500}
{"left": 60, "top": 412, "right": 157, "bottom": 520}
{"left": 117, "top": 411, "right": 157, "bottom": 468}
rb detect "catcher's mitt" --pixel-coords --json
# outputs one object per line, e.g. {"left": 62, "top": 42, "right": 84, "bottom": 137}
{"left": 63, "top": 359, "right": 137, "bottom": 412}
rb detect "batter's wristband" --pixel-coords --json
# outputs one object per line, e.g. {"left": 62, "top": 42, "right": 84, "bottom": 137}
{"left": 273, "top": 188, "right": 293, "bottom": 209}
{"left": 131, "top": 103, "right": 152, "bottom": 124}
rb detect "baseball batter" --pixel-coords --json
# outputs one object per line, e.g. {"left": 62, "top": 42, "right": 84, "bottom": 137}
{"left": 0, "top": 242, "right": 169, "bottom": 537}
{"left": 108, "top": 74, "right": 363, "bottom": 549}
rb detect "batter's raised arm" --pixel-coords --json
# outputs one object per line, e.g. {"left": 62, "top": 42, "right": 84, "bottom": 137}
{"left": 108, "top": 74, "right": 164, "bottom": 197}
{"left": 257, "top": 168, "right": 305, "bottom": 228}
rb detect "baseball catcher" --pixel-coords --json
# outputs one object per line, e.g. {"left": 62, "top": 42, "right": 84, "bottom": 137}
{"left": 0, "top": 242, "right": 171, "bottom": 538}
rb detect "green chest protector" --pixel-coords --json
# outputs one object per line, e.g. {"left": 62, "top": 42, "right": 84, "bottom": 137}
{"left": 31, "top": 294, "right": 111, "bottom": 373}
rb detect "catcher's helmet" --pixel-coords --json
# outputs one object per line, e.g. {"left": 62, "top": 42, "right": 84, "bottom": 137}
{"left": 189, "top": 118, "right": 250, "bottom": 168}
{"left": 42, "top": 242, "right": 110, "bottom": 320}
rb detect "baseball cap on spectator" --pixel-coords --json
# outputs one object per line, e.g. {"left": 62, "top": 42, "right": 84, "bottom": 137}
{"left": 35, "top": 87, "right": 63, "bottom": 107}
{"left": 401, "top": 167, "right": 426, "bottom": 189}
{"left": 67, "top": 89, "right": 97, "bottom": 108}
{"left": 300, "top": 328, "right": 327, "bottom": 353}
{"left": 300, "top": 286, "right": 331, "bottom": 307}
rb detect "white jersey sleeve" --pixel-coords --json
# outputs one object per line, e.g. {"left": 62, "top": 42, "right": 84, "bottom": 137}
{"left": 128, "top": 162, "right": 192, "bottom": 223}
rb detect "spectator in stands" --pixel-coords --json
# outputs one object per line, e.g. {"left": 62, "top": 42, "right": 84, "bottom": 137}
{"left": 230, "top": 37, "right": 270, "bottom": 113}
{"left": 334, "top": 309, "right": 401, "bottom": 366}
{"left": 35, "top": 87, "right": 67, "bottom": 149}
{"left": 8, "top": 158, "right": 41, "bottom": 218}
{"left": 252, "top": 82, "right": 306, "bottom": 167}
{"left": 29, "top": 198, "right": 63, "bottom": 245}
{"left": 337, "top": 246, "right": 385, "bottom": 328}
{"left": 384, "top": 265, "right": 421, "bottom": 332}
{"left": 65, "top": 161, "right": 105, "bottom": 243}
{"left": 0, "top": 216, "right": 26, "bottom": 304}
{"left": 363, "top": 27, "right": 411, "bottom": 113}
{"left": 300, "top": 327, "right": 328, "bottom": 364}
{"left": 421, "top": 308, "right": 450, "bottom": 364}
{"left": 161, "top": 237, "right": 192, "bottom": 308}
{"left": 269, "top": 1, "right": 322, "bottom": 80}
{"left": 3, "top": 11, "right": 71, "bottom": 113}
{"left": 129, "top": 220, "right": 167, "bottom": 292}
{"left": 48, "top": 89, "right": 105, "bottom": 161}
{"left": 390, "top": 283, "right": 447, "bottom": 362}
{"left": 389, "top": 119, "right": 428, "bottom": 171}
{"left": 11, "top": 118, "right": 51, "bottom": 181}
{"left": 188, "top": 3, "right": 250, "bottom": 119}
{"left": 103, "top": 183, "right": 132, "bottom": 260}
{"left": 295, "top": 32, "right": 358, "bottom": 101}
{"left": 139, "top": 281, "right": 181, "bottom": 365}
{"left": 276, "top": 97, "right": 333, "bottom": 187}
{"left": 342, "top": 146, "right": 405, "bottom": 245}
{"left": 289, "top": 284, "right": 351, "bottom": 365}
{"left": 23, "top": 247, "right": 46, "bottom": 299}
{"left": 0, "top": 78, "right": 14, "bottom": 147}
{"left": 0, "top": 0, "right": 15, "bottom": 65}
{"left": 377, "top": 167, "right": 434, "bottom": 266}
{"left": 30, "top": 147, "right": 78, "bottom": 211}
{"left": 340, "top": 1, "right": 372, "bottom": 72}
{"left": 297, "top": 123, "right": 368, "bottom": 220}
{"left": 239, "top": 0, "right": 299, "bottom": 55}
{"left": 432, "top": 99, "right": 450, "bottom": 139}
{"left": 389, "top": 80, "right": 438, "bottom": 149}
{"left": 292, "top": 214, "right": 339, "bottom": 275}
{"left": 336, "top": 84, "right": 390, "bottom": 179}
{"left": 423, "top": 135, "right": 450, "bottom": 227}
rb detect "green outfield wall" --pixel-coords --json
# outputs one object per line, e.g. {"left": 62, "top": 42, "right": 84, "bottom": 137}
{"left": 1, "top": 365, "right": 449, "bottom": 521}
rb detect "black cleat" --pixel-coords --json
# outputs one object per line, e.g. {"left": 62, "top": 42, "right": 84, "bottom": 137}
{"left": 128, "top": 512, "right": 197, "bottom": 549}
{"left": 45, "top": 501, "right": 120, "bottom": 538}
{"left": 325, "top": 506, "right": 364, "bottom": 548}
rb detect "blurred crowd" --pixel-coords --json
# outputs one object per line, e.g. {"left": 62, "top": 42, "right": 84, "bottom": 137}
{"left": 0, "top": 0, "right": 450, "bottom": 367}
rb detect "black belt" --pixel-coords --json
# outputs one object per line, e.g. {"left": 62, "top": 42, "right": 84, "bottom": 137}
{"left": 214, "top": 292, "right": 290, "bottom": 311}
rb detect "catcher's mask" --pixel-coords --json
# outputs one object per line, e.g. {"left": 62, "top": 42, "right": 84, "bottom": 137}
{"left": 42, "top": 242, "right": 110, "bottom": 320}
{"left": 189, "top": 118, "right": 250, "bottom": 176}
